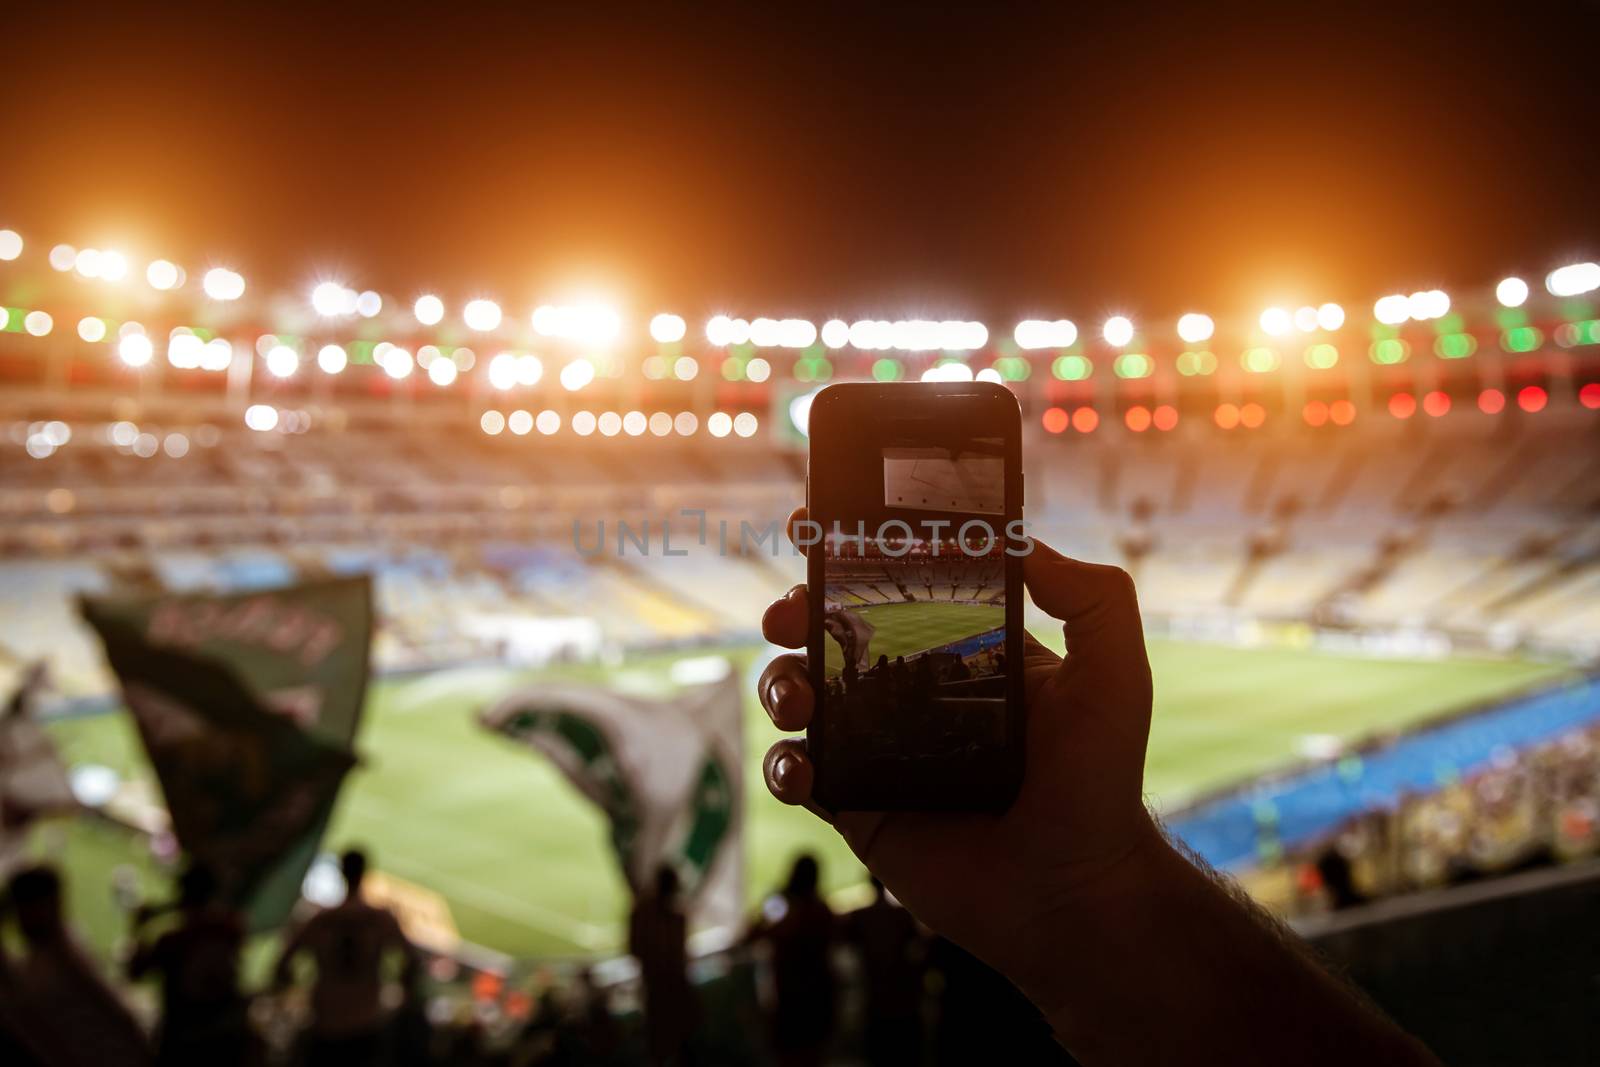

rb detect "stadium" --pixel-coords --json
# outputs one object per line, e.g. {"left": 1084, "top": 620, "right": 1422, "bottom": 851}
{"left": 1, "top": 6, "right": 1598, "bottom": 1066}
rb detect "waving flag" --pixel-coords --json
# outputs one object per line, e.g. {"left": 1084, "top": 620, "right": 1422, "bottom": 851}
{"left": 80, "top": 577, "right": 371, "bottom": 928}
{"left": 481, "top": 668, "right": 743, "bottom": 936}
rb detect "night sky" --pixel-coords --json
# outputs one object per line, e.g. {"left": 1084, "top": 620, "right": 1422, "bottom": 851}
{"left": 3, "top": 2, "right": 1597, "bottom": 327}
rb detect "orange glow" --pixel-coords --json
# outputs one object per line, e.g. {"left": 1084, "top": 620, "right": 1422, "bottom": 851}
{"left": 1329, "top": 399, "right": 1356, "bottom": 425}
{"left": 1042, "top": 406, "right": 1069, "bottom": 434}
{"left": 1239, "top": 402, "right": 1265, "bottom": 429}
{"left": 1303, "top": 400, "right": 1329, "bottom": 427}
{"left": 1214, "top": 403, "right": 1240, "bottom": 430}
{"left": 1388, "top": 393, "right": 1416, "bottom": 419}
{"left": 1124, "top": 405, "right": 1151, "bottom": 432}
{"left": 1071, "top": 406, "right": 1099, "bottom": 433}
{"left": 1152, "top": 405, "right": 1178, "bottom": 431}
{"left": 1422, "top": 390, "right": 1451, "bottom": 417}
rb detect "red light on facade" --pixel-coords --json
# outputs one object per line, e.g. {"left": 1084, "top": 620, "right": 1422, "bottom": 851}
{"left": 1071, "top": 406, "right": 1099, "bottom": 433}
{"left": 1388, "top": 393, "right": 1416, "bottom": 419}
{"left": 1214, "top": 403, "right": 1240, "bottom": 429}
{"left": 1042, "top": 406, "right": 1069, "bottom": 434}
{"left": 1328, "top": 399, "right": 1356, "bottom": 425}
{"left": 1580, "top": 383, "right": 1600, "bottom": 410}
{"left": 1125, "top": 405, "right": 1152, "bottom": 432}
{"left": 1302, "top": 400, "right": 1329, "bottom": 427}
{"left": 1422, "top": 391, "right": 1450, "bottom": 417}
{"left": 1152, "top": 404, "right": 1178, "bottom": 431}
{"left": 1239, "top": 402, "right": 1265, "bottom": 428}
{"left": 1517, "top": 385, "right": 1547, "bottom": 413}
{"left": 1478, "top": 388, "right": 1505, "bottom": 414}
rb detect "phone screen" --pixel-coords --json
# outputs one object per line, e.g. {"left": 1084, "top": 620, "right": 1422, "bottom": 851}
{"left": 807, "top": 383, "right": 1023, "bottom": 810}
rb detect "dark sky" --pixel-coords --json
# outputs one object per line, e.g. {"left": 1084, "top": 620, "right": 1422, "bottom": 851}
{"left": 3, "top": 2, "right": 1598, "bottom": 326}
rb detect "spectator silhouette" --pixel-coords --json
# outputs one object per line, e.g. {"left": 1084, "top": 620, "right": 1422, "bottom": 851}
{"left": 843, "top": 878, "right": 924, "bottom": 1067}
{"left": 1315, "top": 847, "right": 1367, "bottom": 910}
{"left": 1, "top": 864, "right": 151, "bottom": 1066}
{"left": 273, "top": 849, "right": 416, "bottom": 1067}
{"left": 753, "top": 854, "right": 836, "bottom": 1067}
{"left": 126, "top": 863, "right": 255, "bottom": 1066}
{"left": 628, "top": 865, "right": 694, "bottom": 1066}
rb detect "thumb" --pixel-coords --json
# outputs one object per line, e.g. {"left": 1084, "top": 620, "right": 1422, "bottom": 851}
{"left": 1022, "top": 538, "right": 1150, "bottom": 690}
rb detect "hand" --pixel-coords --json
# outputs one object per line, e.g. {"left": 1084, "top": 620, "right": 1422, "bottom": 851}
{"left": 757, "top": 507, "right": 1161, "bottom": 1006}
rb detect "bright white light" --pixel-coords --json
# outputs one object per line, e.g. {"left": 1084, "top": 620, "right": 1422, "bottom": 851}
{"left": 77, "top": 317, "right": 107, "bottom": 343}
{"left": 167, "top": 333, "right": 204, "bottom": 368}
{"left": 0, "top": 230, "right": 21, "bottom": 260}
{"left": 199, "top": 339, "right": 232, "bottom": 371}
{"left": 560, "top": 359, "right": 596, "bottom": 391}
{"left": 733, "top": 412, "right": 758, "bottom": 437}
{"left": 202, "top": 267, "right": 246, "bottom": 301}
{"left": 820, "top": 319, "right": 850, "bottom": 348}
{"left": 99, "top": 251, "right": 129, "bottom": 282}
{"left": 311, "top": 281, "right": 349, "bottom": 317}
{"left": 1293, "top": 306, "right": 1319, "bottom": 332}
{"left": 1406, "top": 289, "right": 1449, "bottom": 321}
{"left": 356, "top": 290, "right": 381, "bottom": 318}
{"left": 650, "top": 313, "right": 687, "bottom": 343}
{"left": 42, "top": 421, "right": 69, "bottom": 446}
{"left": 1373, "top": 294, "right": 1410, "bottom": 325}
{"left": 531, "top": 302, "right": 622, "bottom": 345}
{"left": 598, "top": 411, "right": 622, "bottom": 437}
{"left": 508, "top": 410, "right": 534, "bottom": 435}
{"left": 244, "top": 404, "right": 279, "bottom": 432}
{"left": 163, "top": 433, "right": 189, "bottom": 459}
{"left": 110, "top": 421, "right": 139, "bottom": 447}
{"left": 265, "top": 344, "right": 299, "bottom": 378}
{"left": 317, "top": 344, "right": 348, "bottom": 374}
{"left": 1259, "top": 307, "right": 1292, "bottom": 336}
{"left": 1316, "top": 302, "right": 1345, "bottom": 331}
{"left": 781, "top": 319, "right": 818, "bottom": 348}
{"left": 1546, "top": 262, "right": 1600, "bottom": 297}
{"left": 146, "top": 259, "right": 180, "bottom": 290}
{"left": 623, "top": 411, "right": 647, "bottom": 436}
{"left": 536, "top": 410, "right": 561, "bottom": 435}
{"left": 428, "top": 357, "right": 457, "bottom": 386}
{"left": 675, "top": 411, "right": 699, "bottom": 436}
{"left": 480, "top": 410, "right": 505, "bottom": 435}
{"left": 116, "top": 332, "right": 152, "bottom": 366}
{"left": 74, "top": 248, "right": 103, "bottom": 278}
{"left": 132, "top": 433, "right": 158, "bottom": 458}
{"left": 1175, "top": 313, "right": 1214, "bottom": 344}
{"left": 920, "top": 361, "right": 974, "bottom": 382}
{"left": 464, "top": 298, "right": 502, "bottom": 331}
{"left": 515, "top": 354, "right": 543, "bottom": 386}
{"left": 414, "top": 294, "right": 445, "bottom": 325}
{"left": 1014, "top": 320, "right": 1079, "bottom": 350}
{"left": 649, "top": 411, "right": 673, "bottom": 436}
{"left": 571, "top": 411, "right": 597, "bottom": 436}
{"left": 708, "top": 411, "right": 734, "bottom": 438}
{"left": 1102, "top": 316, "right": 1134, "bottom": 347}
{"left": 746, "top": 357, "right": 771, "bottom": 383}
{"left": 26, "top": 433, "right": 56, "bottom": 459}
{"left": 382, "top": 347, "right": 414, "bottom": 379}
{"left": 975, "top": 367, "right": 1004, "bottom": 384}
{"left": 749, "top": 318, "right": 779, "bottom": 347}
{"left": 1495, "top": 277, "right": 1529, "bottom": 308}
{"left": 48, "top": 244, "right": 76, "bottom": 271}
{"left": 706, "top": 314, "right": 751, "bottom": 347}
{"left": 674, "top": 356, "right": 699, "bottom": 381}
{"left": 24, "top": 311, "right": 53, "bottom": 337}
{"left": 488, "top": 353, "right": 518, "bottom": 390}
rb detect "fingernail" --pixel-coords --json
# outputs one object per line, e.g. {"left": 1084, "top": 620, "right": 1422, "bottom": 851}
{"left": 773, "top": 752, "right": 797, "bottom": 790}
{"left": 768, "top": 675, "right": 792, "bottom": 710}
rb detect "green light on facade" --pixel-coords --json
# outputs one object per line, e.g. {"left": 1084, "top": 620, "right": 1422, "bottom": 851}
{"left": 1554, "top": 320, "right": 1600, "bottom": 348}
{"left": 1433, "top": 313, "right": 1464, "bottom": 335}
{"left": 1241, "top": 346, "right": 1281, "bottom": 373}
{"left": 1433, "top": 333, "right": 1477, "bottom": 359}
{"left": 1304, "top": 343, "right": 1339, "bottom": 369}
{"left": 1053, "top": 354, "right": 1092, "bottom": 381}
{"left": 871, "top": 358, "right": 903, "bottom": 382}
{"left": 722, "top": 357, "right": 744, "bottom": 381}
{"left": 1500, "top": 326, "right": 1543, "bottom": 354}
{"left": 1370, "top": 322, "right": 1400, "bottom": 341}
{"left": 1114, "top": 352, "right": 1153, "bottom": 379}
{"left": 995, "top": 356, "right": 1031, "bottom": 381}
{"left": 1370, "top": 339, "right": 1410, "bottom": 365}
{"left": 1175, "top": 350, "right": 1217, "bottom": 376}
{"left": 1495, "top": 307, "right": 1528, "bottom": 329}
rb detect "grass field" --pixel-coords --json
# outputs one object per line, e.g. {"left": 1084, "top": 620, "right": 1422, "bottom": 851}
{"left": 822, "top": 601, "right": 1002, "bottom": 674}
{"left": 38, "top": 632, "right": 1572, "bottom": 963}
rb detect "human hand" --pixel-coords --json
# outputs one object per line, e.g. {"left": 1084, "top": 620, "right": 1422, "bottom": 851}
{"left": 757, "top": 507, "right": 1162, "bottom": 1006}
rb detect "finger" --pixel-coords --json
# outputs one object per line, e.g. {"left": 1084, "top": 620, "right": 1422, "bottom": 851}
{"left": 757, "top": 653, "right": 814, "bottom": 731}
{"left": 760, "top": 584, "right": 809, "bottom": 648}
{"left": 784, "top": 505, "right": 816, "bottom": 557}
{"left": 763, "top": 739, "right": 815, "bottom": 806}
{"left": 1022, "top": 538, "right": 1147, "bottom": 676}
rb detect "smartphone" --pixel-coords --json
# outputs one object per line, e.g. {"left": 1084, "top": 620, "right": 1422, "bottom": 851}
{"left": 805, "top": 381, "right": 1025, "bottom": 811}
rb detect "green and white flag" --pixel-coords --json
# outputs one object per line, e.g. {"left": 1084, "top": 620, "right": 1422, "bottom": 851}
{"left": 80, "top": 578, "right": 371, "bottom": 929}
{"left": 481, "top": 668, "right": 743, "bottom": 936}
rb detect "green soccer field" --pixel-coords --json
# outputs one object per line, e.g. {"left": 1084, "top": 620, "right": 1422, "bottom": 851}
{"left": 39, "top": 632, "right": 1572, "bottom": 964}
{"left": 822, "top": 600, "right": 1003, "bottom": 674}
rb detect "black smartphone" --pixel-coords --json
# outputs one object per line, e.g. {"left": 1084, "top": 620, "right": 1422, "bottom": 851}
{"left": 805, "top": 381, "right": 1026, "bottom": 811}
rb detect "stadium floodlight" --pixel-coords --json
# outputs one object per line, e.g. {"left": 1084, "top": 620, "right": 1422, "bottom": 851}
{"left": 560, "top": 359, "right": 596, "bottom": 391}
{"left": 311, "top": 281, "right": 352, "bottom": 317}
{"left": 1315, "top": 302, "right": 1345, "bottom": 331}
{"left": 199, "top": 339, "right": 232, "bottom": 371}
{"left": 820, "top": 319, "right": 850, "bottom": 349}
{"left": 675, "top": 411, "right": 699, "bottom": 436}
{"left": 23, "top": 310, "right": 53, "bottom": 337}
{"left": 163, "top": 433, "right": 190, "bottom": 459}
{"left": 1102, "top": 316, "right": 1134, "bottom": 347}
{"left": 0, "top": 229, "right": 21, "bottom": 260}
{"left": 921, "top": 361, "right": 974, "bottom": 382}
{"left": 649, "top": 312, "right": 687, "bottom": 343}
{"left": 1373, "top": 294, "right": 1410, "bottom": 325}
{"left": 1293, "top": 306, "right": 1319, "bottom": 332}
{"left": 488, "top": 352, "right": 517, "bottom": 390}
{"left": 317, "top": 344, "right": 348, "bottom": 374}
{"left": 746, "top": 356, "right": 772, "bottom": 382}
{"left": 1258, "top": 307, "right": 1292, "bottom": 336}
{"left": 674, "top": 356, "right": 699, "bottom": 381}
{"left": 515, "top": 353, "right": 543, "bottom": 386}
{"left": 480, "top": 411, "right": 506, "bottom": 435}
{"left": 1495, "top": 277, "right": 1529, "bottom": 308}
{"left": 77, "top": 317, "right": 107, "bottom": 343}
{"left": 1015, "top": 319, "right": 1079, "bottom": 350}
{"left": 414, "top": 294, "right": 445, "bottom": 326}
{"left": 202, "top": 267, "right": 246, "bottom": 301}
{"left": 265, "top": 344, "right": 299, "bottom": 378}
{"left": 975, "top": 367, "right": 1004, "bottom": 384}
{"left": 244, "top": 404, "right": 279, "bottom": 431}
{"left": 463, "top": 298, "right": 502, "bottom": 331}
{"left": 536, "top": 410, "right": 561, "bottom": 435}
{"left": 73, "top": 248, "right": 104, "bottom": 279}
{"left": 167, "top": 333, "right": 204, "bottom": 368}
{"left": 118, "top": 332, "right": 154, "bottom": 367}
{"left": 733, "top": 412, "right": 758, "bottom": 437}
{"left": 146, "top": 259, "right": 181, "bottom": 290}
{"left": 356, "top": 290, "right": 382, "bottom": 318}
{"left": 427, "top": 357, "right": 458, "bottom": 386}
{"left": 1546, "top": 262, "right": 1600, "bottom": 297}
{"left": 1406, "top": 289, "right": 1449, "bottom": 321}
{"left": 382, "top": 346, "right": 414, "bottom": 379}
{"left": 623, "top": 411, "right": 648, "bottom": 436}
{"left": 48, "top": 244, "right": 76, "bottom": 271}
{"left": 98, "top": 251, "right": 129, "bottom": 282}
{"left": 1176, "top": 313, "right": 1213, "bottom": 344}
{"left": 532, "top": 302, "right": 622, "bottom": 345}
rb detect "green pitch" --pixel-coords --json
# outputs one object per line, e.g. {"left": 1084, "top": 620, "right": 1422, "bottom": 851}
{"left": 40, "top": 635, "right": 1570, "bottom": 964}
{"left": 823, "top": 601, "right": 1003, "bottom": 675}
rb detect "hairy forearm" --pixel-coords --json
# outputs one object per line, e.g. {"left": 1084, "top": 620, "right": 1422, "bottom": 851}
{"left": 1017, "top": 819, "right": 1438, "bottom": 1067}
